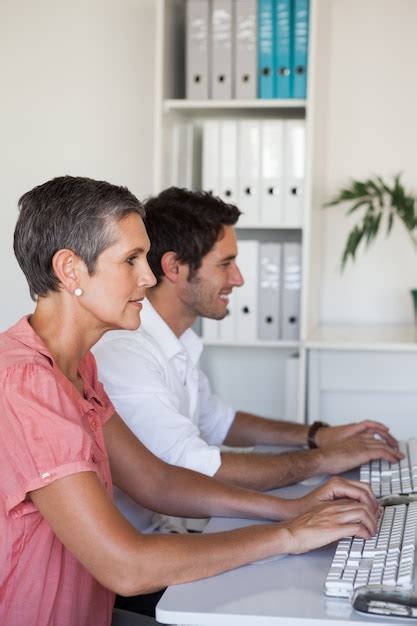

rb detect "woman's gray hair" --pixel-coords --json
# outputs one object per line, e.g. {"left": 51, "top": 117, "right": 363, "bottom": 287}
{"left": 14, "top": 176, "right": 145, "bottom": 300}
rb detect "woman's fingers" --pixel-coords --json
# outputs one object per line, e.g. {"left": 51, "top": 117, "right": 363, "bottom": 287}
{"left": 285, "top": 499, "right": 379, "bottom": 554}
{"left": 312, "top": 476, "right": 378, "bottom": 511}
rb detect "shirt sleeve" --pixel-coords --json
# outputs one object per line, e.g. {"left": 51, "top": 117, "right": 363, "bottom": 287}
{"left": 197, "top": 368, "right": 236, "bottom": 446}
{"left": 0, "top": 362, "right": 98, "bottom": 517}
{"left": 93, "top": 335, "right": 222, "bottom": 477}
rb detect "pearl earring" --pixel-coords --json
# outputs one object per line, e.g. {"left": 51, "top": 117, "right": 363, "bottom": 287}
{"left": 74, "top": 287, "right": 83, "bottom": 297}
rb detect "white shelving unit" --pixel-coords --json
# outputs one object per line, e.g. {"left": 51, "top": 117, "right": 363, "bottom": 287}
{"left": 306, "top": 325, "right": 417, "bottom": 353}
{"left": 152, "top": 0, "right": 318, "bottom": 422}
{"left": 152, "top": 0, "right": 417, "bottom": 427}
{"left": 163, "top": 99, "right": 306, "bottom": 112}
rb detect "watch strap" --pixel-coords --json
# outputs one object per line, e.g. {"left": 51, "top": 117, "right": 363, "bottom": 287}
{"left": 307, "top": 421, "right": 329, "bottom": 449}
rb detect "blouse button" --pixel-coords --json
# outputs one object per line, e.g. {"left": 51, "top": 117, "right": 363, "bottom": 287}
{"left": 91, "top": 454, "right": 97, "bottom": 464}
{"left": 90, "top": 419, "right": 98, "bottom": 431}
{"left": 41, "top": 471, "right": 51, "bottom": 481}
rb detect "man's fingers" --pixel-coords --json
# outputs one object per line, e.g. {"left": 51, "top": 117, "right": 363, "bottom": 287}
{"left": 346, "top": 420, "right": 399, "bottom": 448}
{"left": 375, "top": 430, "right": 400, "bottom": 448}
{"left": 367, "top": 442, "right": 404, "bottom": 462}
{"left": 346, "top": 437, "right": 404, "bottom": 461}
{"left": 334, "top": 438, "right": 403, "bottom": 467}
{"left": 357, "top": 421, "right": 400, "bottom": 447}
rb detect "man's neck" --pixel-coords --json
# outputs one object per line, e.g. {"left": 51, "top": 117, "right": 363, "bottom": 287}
{"left": 147, "top": 287, "right": 195, "bottom": 338}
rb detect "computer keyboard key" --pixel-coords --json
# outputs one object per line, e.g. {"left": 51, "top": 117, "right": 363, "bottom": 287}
{"left": 325, "top": 503, "right": 417, "bottom": 598}
{"left": 361, "top": 439, "right": 417, "bottom": 496}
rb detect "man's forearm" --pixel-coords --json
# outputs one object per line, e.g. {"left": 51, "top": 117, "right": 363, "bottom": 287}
{"left": 224, "top": 411, "right": 309, "bottom": 447}
{"left": 215, "top": 449, "right": 324, "bottom": 491}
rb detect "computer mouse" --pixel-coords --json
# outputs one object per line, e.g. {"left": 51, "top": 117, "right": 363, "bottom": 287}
{"left": 351, "top": 585, "right": 417, "bottom": 618}
{"left": 378, "top": 494, "right": 417, "bottom": 507}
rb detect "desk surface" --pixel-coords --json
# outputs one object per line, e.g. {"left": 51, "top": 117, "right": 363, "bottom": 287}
{"left": 156, "top": 477, "right": 410, "bottom": 626}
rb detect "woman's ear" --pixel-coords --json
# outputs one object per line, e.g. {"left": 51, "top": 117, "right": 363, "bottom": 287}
{"left": 51, "top": 249, "right": 85, "bottom": 294}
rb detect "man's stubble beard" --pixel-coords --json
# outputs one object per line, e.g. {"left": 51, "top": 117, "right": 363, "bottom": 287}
{"left": 182, "top": 275, "right": 228, "bottom": 321}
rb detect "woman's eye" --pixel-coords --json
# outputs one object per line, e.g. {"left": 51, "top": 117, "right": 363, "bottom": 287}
{"left": 126, "top": 256, "right": 137, "bottom": 266}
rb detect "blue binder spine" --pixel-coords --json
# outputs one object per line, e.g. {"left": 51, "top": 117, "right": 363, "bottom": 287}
{"left": 258, "top": 0, "right": 275, "bottom": 98}
{"left": 291, "top": 0, "right": 309, "bottom": 98}
{"left": 274, "top": 0, "right": 292, "bottom": 99}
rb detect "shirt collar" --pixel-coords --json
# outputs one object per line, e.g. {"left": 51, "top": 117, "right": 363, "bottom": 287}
{"left": 8, "top": 316, "right": 55, "bottom": 362}
{"left": 140, "top": 299, "right": 203, "bottom": 365}
{"left": 8, "top": 316, "right": 103, "bottom": 407}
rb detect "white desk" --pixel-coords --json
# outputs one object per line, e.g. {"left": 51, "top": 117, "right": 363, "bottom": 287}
{"left": 156, "top": 476, "right": 410, "bottom": 626}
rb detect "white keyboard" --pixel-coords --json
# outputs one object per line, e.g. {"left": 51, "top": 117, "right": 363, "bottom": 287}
{"left": 325, "top": 502, "right": 417, "bottom": 598}
{"left": 360, "top": 438, "right": 417, "bottom": 496}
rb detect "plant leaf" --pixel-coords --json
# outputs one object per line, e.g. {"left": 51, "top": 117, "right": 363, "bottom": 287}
{"left": 346, "top": 199, "right": 372, "bottom": 214}
{"left": 342, "top": 225, "right": 364, "bottom": 268}
{"left": 326, "top": 172, "right": 417, "bottom": 270}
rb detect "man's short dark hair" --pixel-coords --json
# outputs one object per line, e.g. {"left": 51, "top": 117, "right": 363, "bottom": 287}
{"left": 14, "top": 175, "right": 144, "bottom": 300}
{"left": 143, "top": 187, "right": 241, "bottom": 283}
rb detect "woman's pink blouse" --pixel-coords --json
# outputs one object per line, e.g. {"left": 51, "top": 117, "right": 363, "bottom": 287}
{"left": 0, "top": 317, "right": 116, "bottom": 626}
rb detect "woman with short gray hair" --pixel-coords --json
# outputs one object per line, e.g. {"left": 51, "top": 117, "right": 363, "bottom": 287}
{"left": 0, "top": 175, "right": 378, "bottom": 626}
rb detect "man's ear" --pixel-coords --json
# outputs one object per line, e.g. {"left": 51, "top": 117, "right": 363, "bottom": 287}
{"left": 160, "top": 251, "right": 189, "bottom": 284}
{"left": 52, "top": 249, "right": 85, "bottom": 294}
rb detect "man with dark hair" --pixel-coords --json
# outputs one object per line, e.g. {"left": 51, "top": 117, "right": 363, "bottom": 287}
{"left": 93, "top": 187, "right": 400, "bottom": 533}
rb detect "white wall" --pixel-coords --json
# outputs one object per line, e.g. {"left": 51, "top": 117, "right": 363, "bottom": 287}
{"left": 2, "top": 0, "right": 416, "bottom": 332}
{"left": 316, "top": 0, "right": 417, "bottom": 326}
{"left": 0, "top": 0, "right": 156, "bottom": 330}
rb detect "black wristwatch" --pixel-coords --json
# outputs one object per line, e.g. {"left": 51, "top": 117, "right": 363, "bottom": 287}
{"left": 307, "top": 421, "right": 329, "bottom": 449}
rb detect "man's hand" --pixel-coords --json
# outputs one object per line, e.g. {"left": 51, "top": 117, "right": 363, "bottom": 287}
{"left": 315, "top": 420, "right": 399, "bottom": 449}
{"left": 289, "top": 476, "right": 379, "bottom": 518}
{"left": 317, "top": 433, "right": 403, "bottom": 475}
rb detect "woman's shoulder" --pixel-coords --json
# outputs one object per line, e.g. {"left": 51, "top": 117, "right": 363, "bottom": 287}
{"left": 0, "top": 316, "right": 53, "bottom": 375}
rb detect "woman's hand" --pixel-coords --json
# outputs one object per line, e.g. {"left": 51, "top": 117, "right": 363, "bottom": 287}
{"left": 281, "top": 497, "right": 379, "bottom": 555}
{"left": 287, "top": 476, "right": 379, "bottom": 518}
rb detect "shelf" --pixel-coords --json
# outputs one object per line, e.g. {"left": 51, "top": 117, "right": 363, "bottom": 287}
{"left": 306, "top": 325, "right": 417, "bottom": 352}
{"left": 203, "top": 339, "right": 300, "bottom": 349}
{"left": 163, "top": 99, "right": 307, "bottom": 113}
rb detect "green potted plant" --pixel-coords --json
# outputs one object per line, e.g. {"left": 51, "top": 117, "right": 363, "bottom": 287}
{"left": 325, "top": 173, "right": 417, "bottom": 332}
{"left": 325, "top": 173, "right": 417, "bottom": 268}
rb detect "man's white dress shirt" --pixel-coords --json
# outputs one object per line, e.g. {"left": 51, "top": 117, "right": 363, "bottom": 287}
{"left": 92, "top": 299, "right": 235, "bottom": 533}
